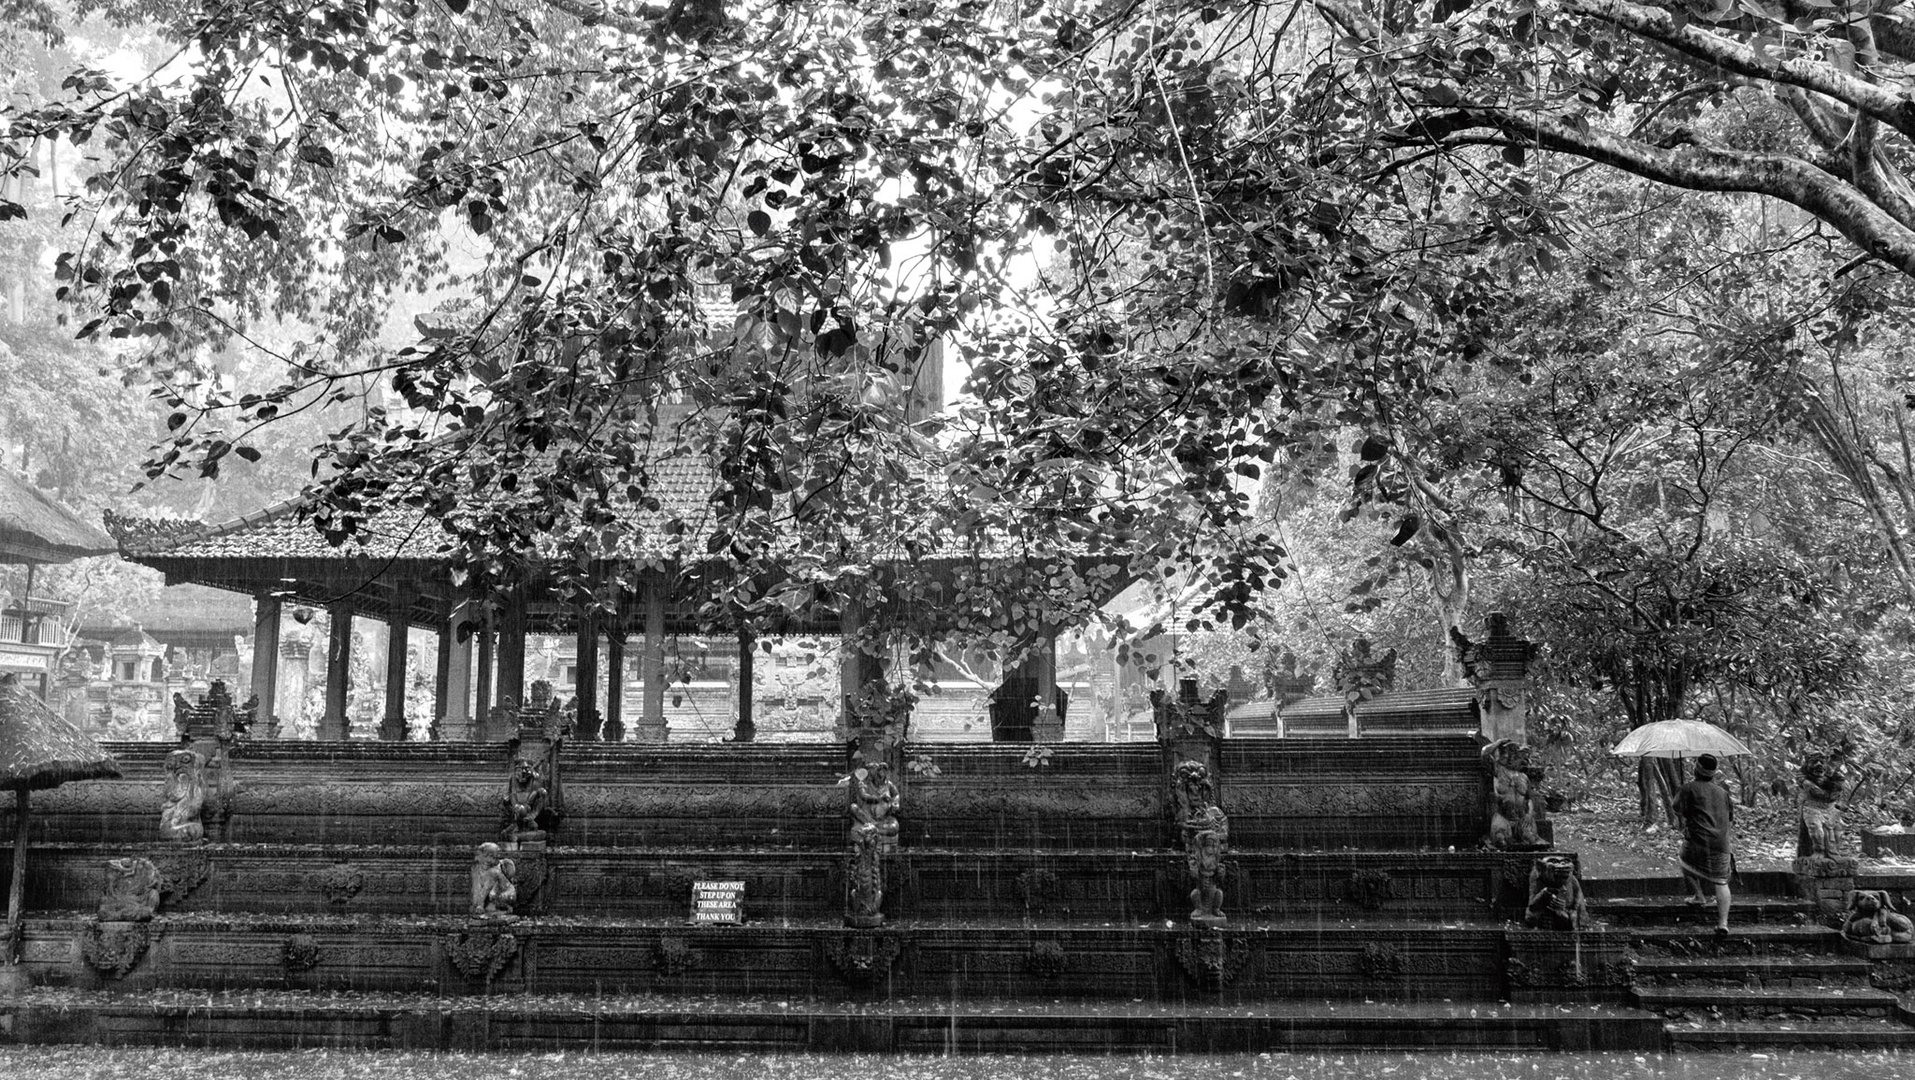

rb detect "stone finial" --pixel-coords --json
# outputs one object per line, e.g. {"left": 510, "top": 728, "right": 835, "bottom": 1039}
{"left": 1452, "top": 613, "right": 1536, "bottom": 742}
{"left": 1452, "top": 612, "right": 1537, "bottom": 688}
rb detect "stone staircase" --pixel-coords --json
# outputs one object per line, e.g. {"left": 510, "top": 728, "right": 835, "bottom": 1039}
{"left": 1589, "top": 889, "right": 1915, "bottom": 1049}
{"left": 0, "top": 735, "right": 1678, "bottom": 1053}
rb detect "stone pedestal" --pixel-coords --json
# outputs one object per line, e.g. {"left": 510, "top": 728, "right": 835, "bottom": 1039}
{"left": 1456, "top": 613, "right": 1537, "bottom": 743}
{"left": 1795, "top": 855, "right": 1860, "bottom": 923}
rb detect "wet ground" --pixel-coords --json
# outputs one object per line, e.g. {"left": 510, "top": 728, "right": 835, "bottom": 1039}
{"left": 0, "top": 1047, "right": 1905, "bottom": 1079}
{"left": 1552, "top": 810, "right": 1798, "bottom": 882}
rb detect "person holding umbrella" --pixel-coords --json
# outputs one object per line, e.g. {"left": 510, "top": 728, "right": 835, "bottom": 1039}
{"left": 1675, "top": 753, "right": 1735, "bottom": 940}
{"left": 1612, "top": 719, "right": 1753, "bottom": 940}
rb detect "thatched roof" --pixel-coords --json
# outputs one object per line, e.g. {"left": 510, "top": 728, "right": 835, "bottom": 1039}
{"left": 0, "top": 468, "right": 114, "bottom": 563}
{"left": 0, "top": 676, "right": 120, "bottom": 791}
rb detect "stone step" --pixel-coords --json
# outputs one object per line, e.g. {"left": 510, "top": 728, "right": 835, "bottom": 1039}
{"left": 1666, "top": 1020, "right": 1915, "bottom": 1050}
{"left": 1625, "top": 926, "right": 1840, "bottom": 957}
{"left": 0, "top": 989, "right": 1666, "bottom": 1053}
{"left": 1635, "top": 986, "right": 1901, "bottom": 1022}
{"left": 1581, "top": 871, "right": 1797, "bottom": 900}
{"left": 1587, "top": 897, "right": 1818, "bottom": 926}
{"left": 16, "top": 912, "right": 1625, "bottom": 1007}
{"left": 4, "top": 842, "right": 1549, "bottom": 924}
{"left": 1631, "top": 956, "right": 1873, "bottom": 989}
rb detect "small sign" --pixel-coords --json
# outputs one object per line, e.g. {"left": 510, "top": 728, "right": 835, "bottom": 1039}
{"left": 691, "top": 880, "right": 745, "bottom": 925}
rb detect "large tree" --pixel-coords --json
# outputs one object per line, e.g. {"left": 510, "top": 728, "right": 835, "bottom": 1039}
{"left": 1305, "top": 0, "right": 1915, "bottom": 276}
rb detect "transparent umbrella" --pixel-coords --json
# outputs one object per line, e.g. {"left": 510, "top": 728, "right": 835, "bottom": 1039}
{"left": 1611, "top": 718, "right": 1753, "bottom": 759}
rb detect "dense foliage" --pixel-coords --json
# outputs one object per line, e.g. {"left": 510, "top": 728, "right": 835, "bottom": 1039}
{"left": 7, "top": 1, "right": 1915, "bottom": 814}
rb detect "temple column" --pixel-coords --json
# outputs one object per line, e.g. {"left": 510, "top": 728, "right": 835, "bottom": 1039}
{"left": 439, "top": 600, "right": 475, "bottom": 741}
{"left": 249, "top": 594, "right": 281, "bottom": 735}
{"left": 433, "top": 622, "right": 451, "bottom": 739}
{"left": 1031, "top": 632, "right": 1063, "bottom": 742}
{"left": 636, "top": 580, "right": 668, "bottom": 744}
{"left": 278, "top": 629, "right": 312, "bottom": 737}
{"left": 603, "top": 632, "right": 626, "bottom": 742}
{"left": 733, "top": 630, "right": 755, "bottom": 742}
{"left": 319, "top": 602, "right": 353, "bottom": 740}
{"left": 380, "top": 609, "right": 410, "bottom": 741}
{"left": 574, "top": 608, "right": 600, "bottom": 740}
{"left": 474, "top": 615, "right": 495, "bottom": 740}
{"left": 496, "top": 590, "right": 528, "bottom": 720}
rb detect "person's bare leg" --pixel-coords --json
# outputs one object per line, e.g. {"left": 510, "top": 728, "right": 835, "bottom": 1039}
{"left": 1681, "top": 869, "right": 1707, "bottom": 904}
{"left": 1714, "top": 882, "right": 1731, "bottom": 931}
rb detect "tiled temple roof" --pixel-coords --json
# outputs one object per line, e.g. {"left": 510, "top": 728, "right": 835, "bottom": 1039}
{"left": 106, "top": 445, "right": 720, "bottom": 565}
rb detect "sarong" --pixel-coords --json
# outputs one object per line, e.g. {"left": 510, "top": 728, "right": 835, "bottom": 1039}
{"left": 1680, "top": 840, "right": 1732, "bottom": 886}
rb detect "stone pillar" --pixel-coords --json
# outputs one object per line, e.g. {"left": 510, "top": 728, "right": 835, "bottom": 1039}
{"left": 474, "top": 616, "right": 495, "bottom": 740}
{"left": 1457, "top": 612, "right": 1536, "bottom": 744}
{"left": 496, "top": 592, "right": 528, "bottom": 725}
{"left": 319, "top": 603, "right": 353, "bottom": 740}
{"left": 380, "top": 613, "right": 410, "bottom": 741}
{"left": 278, "top": 628, "right": 312, "bottom": 737}
{"left": 249, "top": 594, "right": 281, "bottom": 731}
{"left": 603, "top": 632, "right": 626, "bottom": 743}
{"left": 1031, "top": 633, "right": 1063, "bottom": 742}
{"left": 573, "top": 609, "right": 600, "bottom": 740}
{"left": 1154, "top": 676, "right": 1230, "bottom": 926}
{"left": 432, "top": 621, "right": 451, "bottom": 739}
{"left": 733, "top": 631, "right": 755, "bottom": 742}
{"left": 439, "top": 602, "right": 476, "bottom": 741}
{"left": 637, "top": 580, "right": 668, "bottom": 744}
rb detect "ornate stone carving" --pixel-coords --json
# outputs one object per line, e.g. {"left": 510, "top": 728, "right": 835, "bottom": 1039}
{"left": 151, "top": 848, "right": 211, "bottom": 905}
{"left": 1227, "top": 780, "right": 1480, "bottom": 819}
{"left": 1524, "top": 855, "right": 1588, "bottom": 931}
{"left": 309, "top": 863, "right": 365, "bottom": 906}
{"left": 80, "top": 920, "right": 151, "bottom": 977}
{"left": 1799, "top": 751, "right": 1847, "bottom": 859}
{"left": 1483, "top": 739, "right": 1546, "bottom": 849}
{"left": 1451, "top": 614, "right": 1538, "bottom": 741}
{"left": 1843, "top": 890, "right": 1915, "bottom": 944}
{"left": 159, "top": 747, "right": 206, "bottom": 842}
{"left": 655, "top": 933, "right": 700, "bottom": 976}
{"left": 1360, "top": 942, "right": 1405, "bottom": 981}
{"left": 848, "top": 753, "right": 900, "bottom": 853}
{"left": 282, "top": 933, "right": 322, "bottom": 972}
{"left": 445, "top": 930, "right": 519, "bottom": 981}
{"left": 469, "top": 842, "right": 519, "bottom": 921}
{"left": 1176, "top": 760, "right": 1229, "bottom": 928}
{"left": 1025, "top": 939, "right": 1066, "bottom": 977}
{"left": 845, "top": 826, "right": 885, "bottom": 928}
{"left": 97, "top": 857, "right": 161, "bottom": 922}
{"left": 653, "top": 870, "right": 697, "bottom": 901}
{"left": 1014, "top": 868, "right": 1063, "bottom": 915}
{"left": 1348, "top": 869, "right": 1393, "bottom": 911}
{"left": 823, "top": 929, "right": 904, "bottom": 984}
{"left": 1173, "top": 933, "right": 1251, "bottom": 988}
{"left": 502, "top": 754, "right": 558, "bottom": 844}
